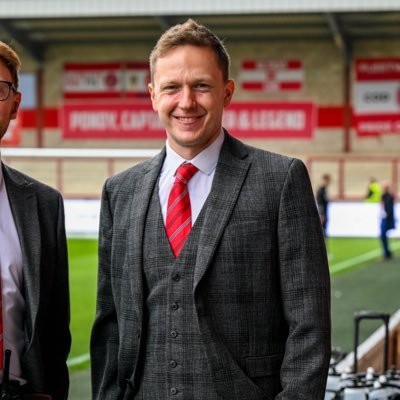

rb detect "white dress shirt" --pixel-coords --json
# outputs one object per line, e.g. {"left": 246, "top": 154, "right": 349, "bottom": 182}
{"left": 159, "top": 131, "right": 224, "bottom": 225}
{"left": 0, "top": 160, "right": 26, "bottom": 383}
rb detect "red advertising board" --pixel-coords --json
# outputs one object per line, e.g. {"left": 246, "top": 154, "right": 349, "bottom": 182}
{"left": 354, "top": 58, "right": 400, "bottom": 136}
{"left": 64, "top": 62, "right": 150, "bottom": 99}
{"left": 223, "top": 102, "right": 315, "bottom": 138}
{"left": 356, "top": 58, "right": 400, "bottom": 81}
{"left": 239, "top": 60, "right": 304, "bottom": 92}
{"left": 61, "top": 101, "right": 315, "bottom": 140}
{"left": 61, "top": 102, "right": 163, "bottom": 139}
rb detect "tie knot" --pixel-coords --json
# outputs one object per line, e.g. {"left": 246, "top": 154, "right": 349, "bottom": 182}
{"left": 175, "top": 163, "right": 198, "bottom": 184}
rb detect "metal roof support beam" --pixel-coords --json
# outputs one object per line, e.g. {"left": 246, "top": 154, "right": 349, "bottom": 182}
{"left": 327, "top": 13, "right": 352, "bottom": 153}
{"left": 327, "top": 12, "right": 347, "bottom": 51}
{"left": 0, "top": 20, "right": 45, "bottom": 64}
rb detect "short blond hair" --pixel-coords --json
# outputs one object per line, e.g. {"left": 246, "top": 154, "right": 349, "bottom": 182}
{"left": 0, "top": 41, "right": 21, "bottom": 88}
{"left": 149, "top": 19, "right": 230, "bottom": 82}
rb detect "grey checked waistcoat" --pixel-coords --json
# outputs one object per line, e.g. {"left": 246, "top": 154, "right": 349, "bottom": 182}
{"left": 135, "top": 183, "right": 219, "bottom": 399}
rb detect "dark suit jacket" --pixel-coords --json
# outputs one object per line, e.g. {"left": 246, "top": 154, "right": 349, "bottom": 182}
{"left": 382, "top": 192, "right": 395, "bottom": 230}
{"left": 2, "top": 163, "right": 71, "bottom": 399}
{"left": 91, "top": 132, "right": 331, "bottom": 400}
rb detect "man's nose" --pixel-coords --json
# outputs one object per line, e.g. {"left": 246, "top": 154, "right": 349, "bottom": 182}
{"left": 179, "top": 87, "right": 196, "bottom": 109}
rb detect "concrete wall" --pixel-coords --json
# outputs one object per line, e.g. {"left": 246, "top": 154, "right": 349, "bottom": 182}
{"left": 14, "top": 37, "right": 400, "bottom": 155}
{"left": 8, "top": 36, "right": 400, "bottom": 198}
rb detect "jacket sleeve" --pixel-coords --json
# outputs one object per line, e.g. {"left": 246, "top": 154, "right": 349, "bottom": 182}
{"left": 90, "top": 181, "right": 122, "bottom": 399}
{"left": 47, "top": 193, "right": 71, "bottom": 399}
{"left": 276, "top": 159, "right": 331, "bottom": 400}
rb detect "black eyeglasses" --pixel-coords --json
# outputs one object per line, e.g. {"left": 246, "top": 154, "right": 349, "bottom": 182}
{"left": 0, "top": 80, "right": 17, "bottom": 101}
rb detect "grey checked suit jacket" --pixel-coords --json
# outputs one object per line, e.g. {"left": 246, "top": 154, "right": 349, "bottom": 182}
{"left": 91, "top": 132, "right": 331, "bottom": 400}
{"left": 2, "top": 163, "right": 71, "bottom": 400}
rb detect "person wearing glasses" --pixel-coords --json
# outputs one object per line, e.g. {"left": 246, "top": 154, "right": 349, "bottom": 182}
{"left": 0, "top": 41, "right": 70, "bottom": 399}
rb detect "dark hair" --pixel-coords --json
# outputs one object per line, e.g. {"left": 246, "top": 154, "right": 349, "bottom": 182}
{"left": 149, "top": 19, "right": 230, "bottom": 82}
{"left": 0, "top": 41, "right": 20, "bottom": 88}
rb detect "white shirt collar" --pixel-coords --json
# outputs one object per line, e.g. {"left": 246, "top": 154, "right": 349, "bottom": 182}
{"left": 165, "top": 130, "right": 224, "bottom": 177}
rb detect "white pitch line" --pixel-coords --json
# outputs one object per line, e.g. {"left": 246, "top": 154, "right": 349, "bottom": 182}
{"left": 330, "top": 241, "right": 400, "bottom": 275}
{"left": 66, "top": 243, "right": 399, "bottom": 367}
{"left": 67, "top": 353, "right": 90, "bottom": 367}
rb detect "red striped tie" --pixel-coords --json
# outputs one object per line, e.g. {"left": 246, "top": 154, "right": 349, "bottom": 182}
{"left": 0, "top": 279, "right": 3, "bottom": 369}
{"left": 166, "top": 163, "right": 199, "bottom": 257}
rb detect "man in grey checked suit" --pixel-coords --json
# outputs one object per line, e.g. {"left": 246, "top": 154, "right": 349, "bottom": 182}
{"left": 91, "top": 19, "right": 331, "bottom": 400}
{"left": 0, "top": 41, "right": 70, "bottom": 399}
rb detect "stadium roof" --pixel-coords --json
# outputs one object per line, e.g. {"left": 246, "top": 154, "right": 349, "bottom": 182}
{"left": 1, "top": 0, "right": 400, "bottom": 63}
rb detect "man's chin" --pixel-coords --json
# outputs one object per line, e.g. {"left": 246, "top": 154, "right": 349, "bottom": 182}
{"left": 168, "top": 131, "right": 200, "bottom": 146}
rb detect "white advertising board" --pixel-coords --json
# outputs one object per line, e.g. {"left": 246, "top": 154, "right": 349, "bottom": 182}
{"left": 64, "top": 200, "right": 399, "bottom": 238}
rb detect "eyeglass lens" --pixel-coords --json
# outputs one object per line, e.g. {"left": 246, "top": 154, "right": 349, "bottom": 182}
{"left": 0, "top": 81, "right": 12, "bottom": 101}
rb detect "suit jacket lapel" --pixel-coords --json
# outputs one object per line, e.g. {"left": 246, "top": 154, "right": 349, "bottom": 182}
{"left": 193, "top": 133, "right": 250, "bottom": 289}
{"left": 127, "top": 149, "right": 166, "bottom": 305}
{"left": 2, "top": 164, "right": 41, "bottom": 333}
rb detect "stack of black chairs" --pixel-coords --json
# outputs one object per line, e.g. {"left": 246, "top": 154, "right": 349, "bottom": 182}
{"left": 325, "top": 311, "right": 400, "bottom": 399}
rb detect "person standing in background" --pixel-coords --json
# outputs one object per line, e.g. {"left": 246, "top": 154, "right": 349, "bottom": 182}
{"left": 91, "top": 19, "right": 330, "bottom": 400}
{"left": 316, "top": 173, "right": 331, "bottom": 238}
{"left": 0, "top": 41, "right": 70, "bottom": 399}
{"left": 380, "top": 180, "right": 396, "bottom": 260}
{"left": 365, "top": 177, "right": 381, "bottom": 203}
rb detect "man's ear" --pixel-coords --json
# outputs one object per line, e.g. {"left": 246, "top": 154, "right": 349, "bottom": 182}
{"left": 148, "top": 83, "right": 158, "bottom": 112}
{"left": 223, "top": 79, "right": 235, "bottom": 108}
{"left": 10, "top": 91, "right": 21, "bottom": 120}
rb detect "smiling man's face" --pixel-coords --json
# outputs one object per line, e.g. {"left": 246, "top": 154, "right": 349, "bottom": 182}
{"left": 148, "top": 45, "right": 234, "bottom": 160}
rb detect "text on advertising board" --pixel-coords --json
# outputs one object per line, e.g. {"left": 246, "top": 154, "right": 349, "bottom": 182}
{"left": 61, "top": 101, "right": 315, "bottom": 139}
{"left": 354, "top": 58, "right": 400, "bottom": 136}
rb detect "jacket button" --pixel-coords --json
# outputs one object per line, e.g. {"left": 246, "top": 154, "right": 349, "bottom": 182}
{"left": 171, "top": 302, "right": 179, "bottom": 310}
{"left": 170, "top": 330, "right": 178, "bottom": 338}
{"left": 172, "top": 272, "right": 180, "bottom": 282}
{"left": 169, "top": 360, "right": 177, "bottom": 368}
{"left": 170, "top": 387, "right": 178, "bottom": 395}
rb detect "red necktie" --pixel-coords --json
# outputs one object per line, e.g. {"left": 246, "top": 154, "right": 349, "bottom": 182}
{"left": 166, "top": 163, "right": 199, "bottom": 257}
{"left": 0, "top": 279, "right": 3, "bottom": 370}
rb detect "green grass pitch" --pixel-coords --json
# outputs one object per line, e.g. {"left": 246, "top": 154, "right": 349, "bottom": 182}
{"left": 68, "top": 238, "right": 98, "bottom": 370}
{"left": 67, "top": 236, "right": 400, "bottom": 371}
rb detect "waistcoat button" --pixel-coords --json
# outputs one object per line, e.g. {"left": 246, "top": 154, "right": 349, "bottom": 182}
{"left": 170, "top": 387, "right": 178, "bottom": 395}
{"left": 169, "top": 360, "right": 177, "bottom": 368}
{"left": 171, "top": 272, "right": 180, "bottom": 282}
